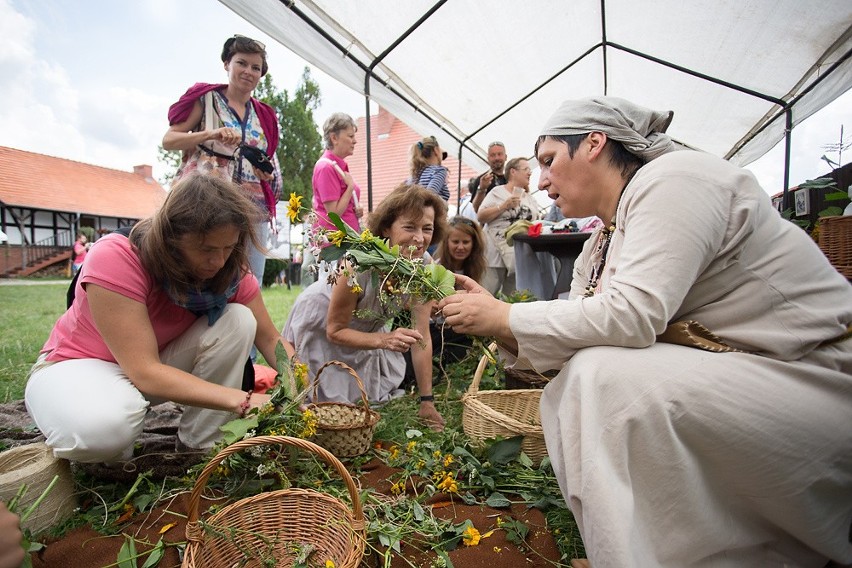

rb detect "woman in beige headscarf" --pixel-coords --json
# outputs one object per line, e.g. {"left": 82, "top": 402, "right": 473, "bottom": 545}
{"left": 439, "top": 97, "right": 852, "bottom": 567}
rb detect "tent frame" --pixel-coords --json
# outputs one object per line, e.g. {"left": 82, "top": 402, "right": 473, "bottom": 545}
{"left": 278, "top": 0, "right": 851, "bottom": 211}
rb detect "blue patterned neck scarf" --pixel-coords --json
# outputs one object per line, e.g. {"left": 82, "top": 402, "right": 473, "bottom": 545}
{"left": 164, "top": 276, "right": 241, "bottom": 326}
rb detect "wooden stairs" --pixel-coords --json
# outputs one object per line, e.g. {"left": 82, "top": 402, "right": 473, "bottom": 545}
{"left": 1, "top": 248, "right": 71, "bottom": 278}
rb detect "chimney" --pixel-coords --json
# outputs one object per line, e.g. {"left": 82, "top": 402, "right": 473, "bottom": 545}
{"left": 375, "top": 106, "right": 395, "bottom": 137}
{"left": 133, "top": 165, "right": 153, "bottom": 180}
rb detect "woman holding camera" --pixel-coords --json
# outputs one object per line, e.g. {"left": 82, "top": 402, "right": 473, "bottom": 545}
{"left": 163, "top": 34, "right": 282, "bottom": 283}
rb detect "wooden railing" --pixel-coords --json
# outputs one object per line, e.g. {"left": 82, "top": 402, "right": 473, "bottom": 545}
{"left": 22, "top": 229, "right": 74, "bottom": 269}
{"left": 0, "top": 230, "right": 74, "bottom": 276}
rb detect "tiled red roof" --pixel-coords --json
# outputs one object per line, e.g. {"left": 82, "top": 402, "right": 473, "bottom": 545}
{"left": 0, "top": 146, "right": 166, "bottom": 219}
{"left": 347, "top": 108, "right": 480, "bottom": 212}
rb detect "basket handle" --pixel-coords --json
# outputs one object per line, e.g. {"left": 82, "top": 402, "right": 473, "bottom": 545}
{"left": 312, "top": 360, "right": 372, "bottom": 420}
{"left": 467, "top": 342, "right": 498, "bottom": 395}
{"left": 185, "top": 435, "right": 365, "bottom": 541}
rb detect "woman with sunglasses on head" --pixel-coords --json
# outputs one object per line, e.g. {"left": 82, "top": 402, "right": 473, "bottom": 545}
{"left": 408, "top": 136, "right": 450, "bottom": 201}
{"left": 431, "top": 216, "right": 486, "bottom": 365}
{"left": 284, "top": 184, "right": 448, "bottom": 431}
{"left": 163, "top": 34, "right": 282, "bottom": 284}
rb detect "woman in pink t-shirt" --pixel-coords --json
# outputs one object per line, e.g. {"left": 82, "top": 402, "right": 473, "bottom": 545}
{"left": 71, "top": 232, "right": 90, "bottom": 275}
{"left": 311, "top": 112, "right": 363, "bottom": 231}
{"left": 303, "top": 112, "right": 365, "bottom": 283}
{"left": 25, "top": 175, "right": 295, "bottom": 464}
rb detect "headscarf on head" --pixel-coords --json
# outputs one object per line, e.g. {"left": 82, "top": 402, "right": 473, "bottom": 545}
{"left": 540, "top": 96, "right": 677, "bottom": 161}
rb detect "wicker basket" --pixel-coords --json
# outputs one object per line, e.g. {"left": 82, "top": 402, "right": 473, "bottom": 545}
{"left": 818, "top": 215, "right": 852, "bottom": 280}
{"left": 182, "top": 435, "right": 365, "bottom": 568}
{"left": 307, "top": 361, "right": 380, "bottom": 458}
{"left": 461, "top": 344, "right": 548, "bottom": 465}
{"left": 0, "top": 443, "right": 77, "bottom": 535}
{"left": 504, "top": 368, "right": 557, "bottom": 390}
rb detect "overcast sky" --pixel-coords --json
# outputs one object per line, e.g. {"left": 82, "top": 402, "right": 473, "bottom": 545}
{"left": 0, "top": 0, "right": 848, "bottom": 197}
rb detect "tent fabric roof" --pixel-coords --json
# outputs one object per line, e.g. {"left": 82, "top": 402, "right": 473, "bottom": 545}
{"left": 0, "top": 146, "right": 166, "bottom": 219}
{"left": 222, "top": 0, "right": 852, "bottom": 186}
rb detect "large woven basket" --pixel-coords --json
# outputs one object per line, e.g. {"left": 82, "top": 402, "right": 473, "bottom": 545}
{"left": 308, "top": 361, "right": 380, "bottom": 458}
{"left": 182, "top": 435, "right": 365, "bottom": 568}
{"left": 461, "top": 344, "right": 548, "bottom": 465}
{"left": 0, "top": 443, "right": 77, "bottom": 535}
{"left": 818, "top": 215, "right": 852, "bottom": 279}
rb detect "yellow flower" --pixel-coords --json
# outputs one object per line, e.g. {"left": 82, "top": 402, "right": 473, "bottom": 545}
{"left": 299, "top": 408, "right": 318, "bottom": 438}
{"left": 329, "top": 230, "right": 346, "bottom": 247}
{"left": 462, "top": 526, "right": 481, "bottom": 546}
{"left": 443, "top": 454, "right": 454, "bottom": 468}
{"left": 406, "top": 441, "right": 417, "bottom": 453}
{"left": 389, "top": 446, "right": 400, "bottom": 460}
{"left": 437, "top": 472, "right": 458, "bottom": 493}
{"left": 325, "top": 561, "right": 335, "bottom": 568}
{"left": 258, "top": 402, "right": 275, "bottom": 417}
{"left": 286, "top": 193, "right": 303, "bottom": 223}
{"left": 360, "top": 228, "right": 373, "bottom": 241}
{"left": 292, "top": 362, "right": 309, "bottom": 390}
{"left": 493, "top": 546, "right": 502, "bottom": 553}
{"left": 350, "top": 283, "right": 363, "bottom": 294}
{"left": 391, "top": 480, "right": 405, "bottom": 495}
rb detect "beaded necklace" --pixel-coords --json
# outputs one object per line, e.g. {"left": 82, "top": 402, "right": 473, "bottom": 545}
{"left": 583, "top": 172, "right": 637, "bottom": 298}
{"left": 583, "top": 219, "right": 617, "bottom": 297}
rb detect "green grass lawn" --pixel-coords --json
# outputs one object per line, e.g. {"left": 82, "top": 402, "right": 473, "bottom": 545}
{"left": 0, "top": 281, "right": 304, "bottom": 401}
{"left": 0, "top": 282, "right": 68, "bottom": 401}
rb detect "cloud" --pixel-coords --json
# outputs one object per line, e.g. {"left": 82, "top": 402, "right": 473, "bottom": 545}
{"left": 0, "top": 0, "right": 33, "bottom": 63}
{"left": 0, "top": 1, "right": 86, "bottom": 162}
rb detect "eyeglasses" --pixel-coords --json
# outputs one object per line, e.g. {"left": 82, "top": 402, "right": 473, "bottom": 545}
{"left": 487, "top": 141, "right": 505, "bottom": 150}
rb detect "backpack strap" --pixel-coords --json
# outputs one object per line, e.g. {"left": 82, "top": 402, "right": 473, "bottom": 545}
{"left": 66, "top": 227, "right": 133, "bottom": 309}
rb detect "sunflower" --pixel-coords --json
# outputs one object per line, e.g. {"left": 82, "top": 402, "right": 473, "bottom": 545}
{"left": 286, "top": 192, "right": 303, "bottom": 223}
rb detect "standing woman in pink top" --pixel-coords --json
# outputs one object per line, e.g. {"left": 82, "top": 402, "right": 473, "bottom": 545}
{"left": 25, "top": 176, "right": 295, "bottom": 464}
{"left": 303, "top": 113, "right": 364, "bottom": 284}
{"left": 71, "top": 232, "right": 91, "bottom": 276}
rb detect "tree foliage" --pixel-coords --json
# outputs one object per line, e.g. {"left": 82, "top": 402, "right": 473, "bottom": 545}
{"left": 156, "top": 67, "right": 323, "bottom": 206}
{"left": 156, "top": 145, "right": 182, "bottom": 188}
{"left": 256, "top": 67, "right": 323, "bottom": 206}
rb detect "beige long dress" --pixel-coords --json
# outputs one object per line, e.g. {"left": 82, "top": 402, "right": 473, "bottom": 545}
{"left": 282, "top": 273, "right": 406, "bottom": 404}
{"left": 508, "top": 151, "right": 852, "bottom": 567}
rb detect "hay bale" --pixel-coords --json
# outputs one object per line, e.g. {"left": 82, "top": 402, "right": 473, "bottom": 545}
{"left": 0, "top": 443, "right": 77, "bottom": 534}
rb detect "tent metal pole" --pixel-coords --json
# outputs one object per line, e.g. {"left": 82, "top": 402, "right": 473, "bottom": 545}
{"left": 363, "top": 0, "right": 447, "bottom": 211}
{"left": 607, "top": 42, "right": 785, "bottom": 106}
{"left": 280, "top": 0, "right": 466, "bottom": 209}
{"left": 363, "top": 94, "right": 373, "bottom": 211}
{"left": 783, "top": 110, "right": 793, "bottom": 208}
{"left": 600, "top": 0, "right": 609, "bottom": 95}
{"left": 726, "top": 45, "right": 852, "bottom": 160}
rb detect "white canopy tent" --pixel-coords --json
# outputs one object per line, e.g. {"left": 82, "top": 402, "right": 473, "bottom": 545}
{"left": 221, "top": 0, "right": 852, "bottom": 208}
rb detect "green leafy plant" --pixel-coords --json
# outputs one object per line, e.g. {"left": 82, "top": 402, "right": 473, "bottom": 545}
{"left": 7, "top": 476, "right": 59, "bottom": 568}
{"left": 314, "top": 212, "right": 456, "bottom": 306}
{"left": 782, "top": 177, "right": 850, "bottom": 233}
